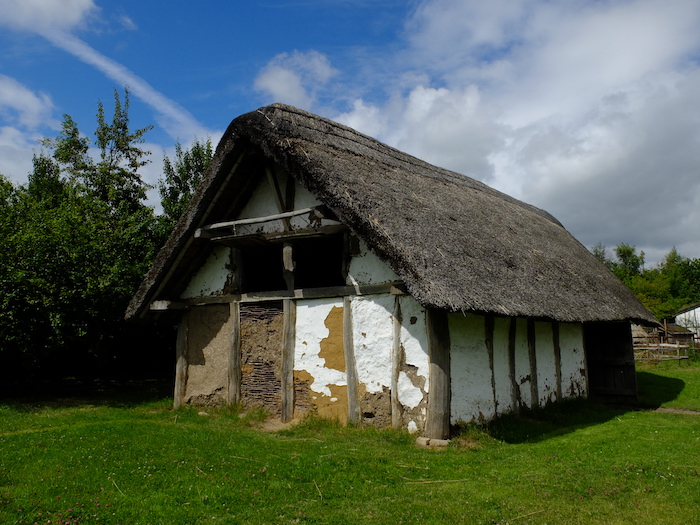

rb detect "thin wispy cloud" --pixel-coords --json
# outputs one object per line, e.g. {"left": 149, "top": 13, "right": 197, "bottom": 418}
{"left": 0, "top": 0, "right": 214, "bottom": 142}
{"left": 45, "top": 31, "right": 211, "bottom": 141}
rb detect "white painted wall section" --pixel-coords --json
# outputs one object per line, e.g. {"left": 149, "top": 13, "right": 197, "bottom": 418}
{"left": 397, "top": 372, "right": 424, "bottom": 409}
{"left": 294, "top": 298, "right": 346, "bottom": 396}
{"left": 559, "top": 323, "right": 587, "bottom": 398}
{"left": 236, "top": 173, "right": 336, "bottom": 232}
{"left": 347, "top": 240, "right": 399, "bottom": 286}
{"left": 513, "top": 318, "right": 532, "bottom": 408}
{"left": 492, "top": 317, "right": 513, "bottom": 415}
{"left": 399, "top": 296, "right": 430, "bottom": 391}
{"left": 351, "top": 294, "right": 394, "bottom": 393}
{"left": 535, "top": 322, "right": 557, "bottom": 406}
{"left": 180, "top": 246, "right": 231, "bottom": 299}
{"left": 449, "top": 313, "right": 496, "bottom": 423}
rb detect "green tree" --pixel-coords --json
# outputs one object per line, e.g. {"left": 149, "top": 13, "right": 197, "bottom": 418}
{"left": 613, "top": 243, "right": 645, "bottom": 280}
{"left": 0, "top": 91, "right": 166, "bottom": 380}
{"left": 590, "top": 242, "right": 700, "bottom": 321}
{"left": 157, "top": 138, "right": 213, "bottom": 238}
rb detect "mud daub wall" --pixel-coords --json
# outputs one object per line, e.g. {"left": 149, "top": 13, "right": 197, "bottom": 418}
{"left": 240, "top": 304, "right": 283, "bottom": 414}
{"left": 184, "top": 304, "right": 231, "bottom": 405}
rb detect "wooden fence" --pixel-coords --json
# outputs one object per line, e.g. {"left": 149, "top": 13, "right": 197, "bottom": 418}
{"left": 634, "top": 342, "right": 690, "bottom": 364}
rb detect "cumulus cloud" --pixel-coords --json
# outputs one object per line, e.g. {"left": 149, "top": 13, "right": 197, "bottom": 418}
{"left": 0, "top": 0, "right": 97, "bottom": 34}
{"left": 328, "top": 0, "right": 700, "bottom": 263}
{"left": 0, "top": 75, "right": 56, "bottom": 130}
{"left": 254, "top": 50, "right": 337, "bottom": 110}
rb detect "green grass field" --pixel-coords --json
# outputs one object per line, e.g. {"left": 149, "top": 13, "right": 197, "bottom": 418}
{"left": 1, "top": 365, "right": 699, "bottom": 525}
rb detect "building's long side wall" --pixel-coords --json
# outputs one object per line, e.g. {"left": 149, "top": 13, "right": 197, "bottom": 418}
{"left": 449, "top": 314, "right": 588, "bottom": 424}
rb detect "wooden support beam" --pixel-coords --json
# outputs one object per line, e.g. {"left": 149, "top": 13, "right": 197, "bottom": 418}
{"left": 425, "top": 309, "right": 451, "bottom": 440}
{"left": 207, "top": 224, "right": 347, "bottom": 245}
{"left": 281, "top": 299, "right": 296, "bottom": 423}
{"left": 174, "top": 313, "right": 189, "bottom": 408}
{"left": 194, "top": 207, "right": 321, "bottom": 238}
{"left": 391, "top": 296, "right": 403, "bottom": 429}
{"left": 343, "top": 296, "right": 360, "bottom": 424}
{"left": 180, "top": 281, "right": 407, "bottom": 306}
{"left": 227, "top": 302, "right": 241, "bottom": 405}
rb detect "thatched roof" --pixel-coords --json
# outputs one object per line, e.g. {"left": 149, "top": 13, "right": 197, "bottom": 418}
{"left": 126, "top": 104, "right": 656, "bottom": 325}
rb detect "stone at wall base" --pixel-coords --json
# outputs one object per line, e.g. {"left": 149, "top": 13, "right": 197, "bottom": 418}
{"left": 415, "top": 436, "right": 450, "bottom": 448}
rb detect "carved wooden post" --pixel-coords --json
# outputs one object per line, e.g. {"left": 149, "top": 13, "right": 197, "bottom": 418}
{"left": 391, "top": 297, "right": 403, "bottom": 429}
{"left": 227, "top": 301, "right": 241, "bottom": 405}
{"left": 425, "top": 309, "right": 451, "bottom": 440}
{"left": 174, "top": 312, "right": 189, "bottom": 408}
{"left": 343, "top": 296, "right": 360, "bottom": 424}
{"left": 281, "top": 298, "right": 296, "bottom": 422}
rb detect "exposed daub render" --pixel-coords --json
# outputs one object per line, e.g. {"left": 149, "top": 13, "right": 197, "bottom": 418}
{"left": 127, "top": 104, "right": 657, "bottom": 439}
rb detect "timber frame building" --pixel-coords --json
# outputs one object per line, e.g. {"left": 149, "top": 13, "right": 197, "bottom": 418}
{"left": 127, "top": 104, "right": 657, "bottom": 439}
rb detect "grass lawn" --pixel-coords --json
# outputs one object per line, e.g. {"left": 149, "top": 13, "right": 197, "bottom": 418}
{"left": 1, "top": 366, "right": 699, "bottom": 525}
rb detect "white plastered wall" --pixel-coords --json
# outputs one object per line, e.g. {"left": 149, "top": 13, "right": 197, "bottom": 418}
{"left": 294, "top": 297, "right": 347, "bottom": 398}
{"left": 351, "top": 294, "right": 394, "bottom": 394}
{"left": 535, "top": 321, "right": 557, "bottom": 406}
{"left": 449, "top": 313, "right": 496, "bottom": 423}
{"left": 347, "top": 240, "right": 399, "bottom": 286}
{"left": 237, "top": 171, "right": 334, "bottom": 232}
{"left": 448, "top": 314, "right": 588, "bottom": 424}
{"left": 513, "top": 317, "right": 532, "bottom": 408}
{"left": 559, "top": 323, "right": 587, "bottom": 398}
{"left": 181, "top": 246, "right": 231, "bottom": 299}
{"left": 492, "top": 316, "right": 513, "bottom": 415}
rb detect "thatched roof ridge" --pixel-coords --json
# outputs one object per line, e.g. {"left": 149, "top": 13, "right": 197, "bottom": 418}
{"left": 126, "top": 103, "right": 656, "bottom": 325}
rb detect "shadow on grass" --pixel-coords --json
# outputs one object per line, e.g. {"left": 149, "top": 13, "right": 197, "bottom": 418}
{"left": 0, "top": 377, "right": 174, "bottom": 410}
{"left": 481, "top": 398, "right": 626, "bottom": 444}
{"left": 635, "top": 370, "right": 686, "bottom": 408}
{"left": 481, "top": 370, "right": 687, "bottom": 445}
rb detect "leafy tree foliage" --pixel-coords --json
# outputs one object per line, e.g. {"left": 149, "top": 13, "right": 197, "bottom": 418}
{"left": 0, "top": 90, "right": 168, "bottom": 381}
{"left": 158, "top": 138, "right": 213, "bottom": 236}
{"left": 592, "top": 243, "right": 700, "bottom": 320}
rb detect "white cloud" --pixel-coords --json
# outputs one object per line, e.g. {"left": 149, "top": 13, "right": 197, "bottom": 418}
{"left": 254, "top": 50, "right": 337, "bottom": 110}
{"left": 0, "top": 126, "right": 42, "bottom": 181}
{"left": 328, "top": 0, "right": 700, "bottom": 263}
{"left": 0, "top": 0, "right": 216, "bottom": 144}
{"left": 45, "top": 32, "right": 212, "bottom": 142}
{"left": 0, "top": 0, "right": 97, "bottom": 34}
{"left": 0, "top": 75, "right": 57, "bottom": 130}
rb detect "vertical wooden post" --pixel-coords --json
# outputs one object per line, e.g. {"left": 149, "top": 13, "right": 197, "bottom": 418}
{"left": 391, "top": 296, "right": 403, "bottom": 429}
{"left": 552, "top": 321, "right": 562, "bottom": 402}
{"left": 527, "top": 319, "right": 540, "bottom": 409}
{"left": 227, "top": 301, "right": 241, "bottom": 405}
{"left": 174, "top": 312, "right": 189, "bottom": 409}
{"left": 425, "top": 309, "right": 451, "bottom": 440}
{"left": 343, "top": 296, "right": 361, "bottom": 424}
{"left": 281, "top": 298, "right": 296, "bottom": 423}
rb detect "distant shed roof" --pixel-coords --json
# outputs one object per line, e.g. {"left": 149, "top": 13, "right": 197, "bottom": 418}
{"left": 126, "top": 104, "right": 656, "bottom": 325}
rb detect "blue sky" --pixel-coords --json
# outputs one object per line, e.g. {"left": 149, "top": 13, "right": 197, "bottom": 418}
{"left": 2, "top": 0, "right": 700, "bottom": 265}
